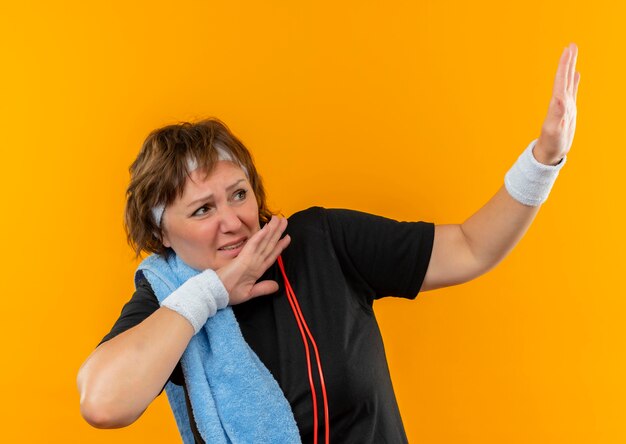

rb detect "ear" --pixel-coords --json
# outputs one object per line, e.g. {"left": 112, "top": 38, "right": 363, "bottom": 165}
{"left": 161, "top": 230, "right": 172, "bottom": 248}
{"left": 160, "top": 217, "right": 172, "bottom": 248}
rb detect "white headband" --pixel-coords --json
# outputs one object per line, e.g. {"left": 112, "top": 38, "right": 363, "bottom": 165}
{"left": 152, "top": 145, "right": 248, "bottom": 228}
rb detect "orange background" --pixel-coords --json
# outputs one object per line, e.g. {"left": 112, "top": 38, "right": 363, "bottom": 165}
{"left": 1, "top": 1, "right": 625, "bottom": 443}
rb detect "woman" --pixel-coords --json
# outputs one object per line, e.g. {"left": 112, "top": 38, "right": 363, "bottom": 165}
{"left": 77, "top": 44, "right": 580, "bottom": 443}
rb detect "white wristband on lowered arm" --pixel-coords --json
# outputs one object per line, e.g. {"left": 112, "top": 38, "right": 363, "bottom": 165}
{"left": 504, "top": 139, "right": 567, "bottom": 207}
{"left": 161, "top": 269, "right": 229, "bottom": 334}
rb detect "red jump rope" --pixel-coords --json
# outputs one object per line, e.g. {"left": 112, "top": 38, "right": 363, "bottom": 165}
{"left": 277, "top": 255, "right": 330, "bottom": 444}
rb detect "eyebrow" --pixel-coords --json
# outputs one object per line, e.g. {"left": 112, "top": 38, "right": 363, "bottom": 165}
{"left": 185, "top": 179, "right": 247, "bottom": 208}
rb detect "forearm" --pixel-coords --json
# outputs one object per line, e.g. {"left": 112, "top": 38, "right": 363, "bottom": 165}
{"left": 77, "top": 216, "right": 290, "bottom": 428}
{"left": 460, "top": 185, "right": 541, "bottom": 272}
{"left": 422, "top": 45, "right": 578, "bottom": 291}
{"left": 77, "top": 307, "right": 194, "bottom": 428}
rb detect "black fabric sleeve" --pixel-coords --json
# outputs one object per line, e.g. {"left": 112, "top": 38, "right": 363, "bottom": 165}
{"left": 324, "top": 208, "right": 435, "bottom": 301}
{"left": 98, "top": 276, "right": 184, "bottom": 386}
{"left": 99, "top": 276, "right": 160, "bottom": 345}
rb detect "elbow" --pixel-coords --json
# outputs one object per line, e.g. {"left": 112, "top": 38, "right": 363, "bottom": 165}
{"left": 79, "top": 394, "right": 141, "bottom": 429}
{"left": 458, "top": 224, "right": 507, "bottom": 279}
{"left": 79, "top": 389, "right": 140, "bottom": 429}
{"left": 80, "top": 400, "right": 127, "bottom": 429}
{"left": 77, "top": 366, "right": 140, "bottom": 429}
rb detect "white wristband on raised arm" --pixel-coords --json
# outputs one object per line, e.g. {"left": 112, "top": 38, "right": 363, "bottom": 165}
{"left": 504, "top": 139, "right": 566, "bottom": 207}
{"left": 161, "top": 269, "right": 229, "bottom": 334}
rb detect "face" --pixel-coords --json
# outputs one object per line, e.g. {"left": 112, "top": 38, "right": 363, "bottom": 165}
{"left": 161, "top": 161, "right": 261, "bottom": 271}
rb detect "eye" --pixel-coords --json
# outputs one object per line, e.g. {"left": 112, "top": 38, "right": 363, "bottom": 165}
{"left": 192, "top": 204, "right": 213, "bottom": 217}
{"left": 233, "top": 189, "right": 247, "bottom": 201}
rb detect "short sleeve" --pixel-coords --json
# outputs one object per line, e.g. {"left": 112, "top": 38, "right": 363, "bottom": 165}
{"left": 98, "top": 276, "right": 184, "bottom": 386}
{"left": 325, "top": 208, "right": 434, "bottom": 300}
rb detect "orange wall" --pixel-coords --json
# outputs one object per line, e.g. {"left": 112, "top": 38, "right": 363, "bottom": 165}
{"left": 1, "top": 1, "right": 624, "bottom": 442}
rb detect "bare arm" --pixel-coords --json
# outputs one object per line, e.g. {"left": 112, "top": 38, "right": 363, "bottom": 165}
{"left": 77, "top": 216, "right": 290, "bottom": 428}
{"left": 77, "top": 307, "right": 194, "bottom": 428}
{"left": 421, "top": 44, "right": 580, "bottom": 291}
{"left": 421, "top": 187, "right": 539, "bottom": 291}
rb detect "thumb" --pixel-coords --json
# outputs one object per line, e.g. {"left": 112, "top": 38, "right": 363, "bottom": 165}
{"left": 248, "top": 280, "right": 280, "bottom": 299}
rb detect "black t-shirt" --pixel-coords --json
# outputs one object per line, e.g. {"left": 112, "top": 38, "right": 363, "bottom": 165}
{"left": 100, "top": 207, "right": 435, "bottom": 443}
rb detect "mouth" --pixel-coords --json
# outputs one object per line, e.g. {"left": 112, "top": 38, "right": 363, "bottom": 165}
{"left": 218, "top": 237, "right": 247, "bottom": 251}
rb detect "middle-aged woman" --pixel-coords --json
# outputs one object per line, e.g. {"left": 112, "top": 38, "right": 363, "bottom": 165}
{"left": 77, "top": 44, "right": 580, "bottom": 443}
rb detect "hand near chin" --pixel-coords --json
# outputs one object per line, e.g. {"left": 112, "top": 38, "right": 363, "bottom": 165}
{"left": 216, "top": 216, "right": 291, "bottom": 305}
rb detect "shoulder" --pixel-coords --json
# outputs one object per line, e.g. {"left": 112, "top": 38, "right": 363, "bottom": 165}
{"left": 285, "top": 206, "right": 327, "bottom": 236}
{"left": 287, "top": 207, "right": 412, "bottom": 245}
{"left": 286, "top": 207, "right": 367, "bottom": 238}
{"left": 97, "top": 275, "right": 158, "bottom": 346}
{"left": 287, "top": 206, "right": 376, "bottom": 227}
{"left": 287, "top": 206, "right": 326, "bottom": 223}
{"left": 134, "top": 253, "right": 169, "bottom": 288}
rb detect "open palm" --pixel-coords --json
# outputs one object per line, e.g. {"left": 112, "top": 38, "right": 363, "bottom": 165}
{"left": 535, "top": 43, "right": 580, "bottom": 165}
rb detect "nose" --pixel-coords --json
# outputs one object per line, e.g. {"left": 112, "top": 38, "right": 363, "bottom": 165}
{"left": 218, "top": 204, "right": 243, "bottom": 233}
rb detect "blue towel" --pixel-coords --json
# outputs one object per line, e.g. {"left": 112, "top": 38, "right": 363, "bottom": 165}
{"left": 136, "top": 253, "right": 301, "bottom": 444}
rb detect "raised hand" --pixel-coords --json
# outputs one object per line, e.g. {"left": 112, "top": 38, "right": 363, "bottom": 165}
{"left": 534, "top": 43, "right": 581, "bottom": 166}
{"left": 216, "top": 216, "right": 291, "bottom": 304}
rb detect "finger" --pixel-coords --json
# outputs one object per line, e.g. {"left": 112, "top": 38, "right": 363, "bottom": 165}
{"left": 256, "top": 216, "right": 282, "bottom": 253}
{"left": 568, "top": 43, "right": 578, "bottom": 94}
{"left": 257, "top": 216, "right": 286, "bottom": 258}
{"left": 553, "top": 46, "right": 569, "bottom": 96}
{"left": 259, "top": 234, "right": 291, "bottom": 269}
{"left": 563, "top": 45, "right": 573, "bottom": 92}
{"left": 573, "top": 71, "right": 581, "bottom": 102}
{"left": 265, "top": 217, "right": 288, "bottom": 254}
{"left": 246, "top": 215, "right": 277, "bottom": 252}
{"left": 270, "top": 234, "right": 291, "bottom": 262}
{"left": 249, "top": 280, "right": 280, "bottom": 298}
